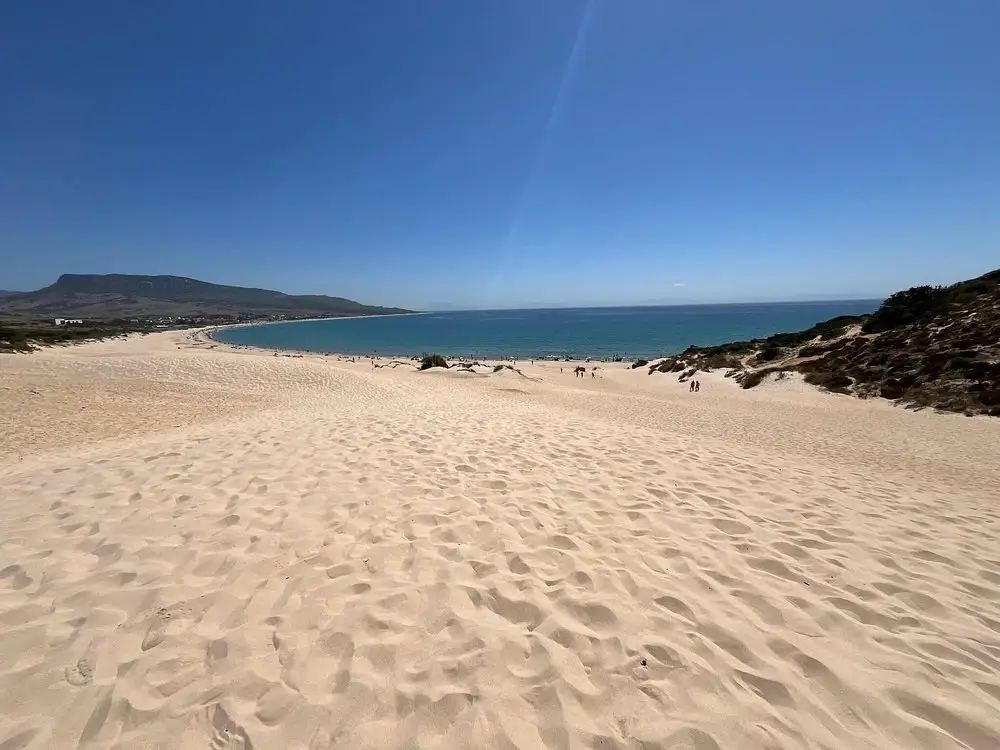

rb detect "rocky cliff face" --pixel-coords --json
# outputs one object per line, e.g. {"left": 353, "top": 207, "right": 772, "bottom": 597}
{"left": 649, "top": 268, "right": 1000, "bottom": 416}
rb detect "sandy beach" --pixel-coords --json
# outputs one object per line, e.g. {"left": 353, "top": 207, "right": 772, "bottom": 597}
{"left": 2, "top": 331, "right": 999, "bottom": 750}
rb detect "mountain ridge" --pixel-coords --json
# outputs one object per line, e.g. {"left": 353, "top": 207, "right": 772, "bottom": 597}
{"left": 0, "top": 274, "right": 412, "bottom": 321}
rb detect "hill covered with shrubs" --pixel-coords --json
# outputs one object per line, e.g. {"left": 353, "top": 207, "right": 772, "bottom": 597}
{"left": 648, "top": 268, "right": 1000, "bottom": 416}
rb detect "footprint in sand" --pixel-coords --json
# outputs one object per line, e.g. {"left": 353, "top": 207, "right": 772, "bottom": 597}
{"left": 711, "top": 518, "right": 751, "bottom": 535}
{"left": 0, "top": 565, "right": 31, "bottom": 591}
{"left": 65, "top": 658, "right": 93, "bottom": 686}
{"left": 179, "top": 704, "right": 253, "bottom": 749}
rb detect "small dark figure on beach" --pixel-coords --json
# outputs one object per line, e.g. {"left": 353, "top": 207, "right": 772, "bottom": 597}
{"left": 591, "top": 371, "right": 596, "bottom": 379}
{"left": 689, "top": 380, "right": 695, "bottom": 392}
{"left": 695, "top": 380, "right": 701, "bottom": 392}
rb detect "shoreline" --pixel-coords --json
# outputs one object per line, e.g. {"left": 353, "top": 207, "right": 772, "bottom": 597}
{"left": 203, "top": 309, "right": 427, "bottom": 336}
{"left": 193, "top": 327, "right": 637, "bottom": 371}
{"left": 205, "top": 319, "right": 652, "bottom": 363}
{"left": 200, "top": 300, "right": 885, "bottom": 364}
{"left": 203, "top": 311, "right": 439, "bottom": 359}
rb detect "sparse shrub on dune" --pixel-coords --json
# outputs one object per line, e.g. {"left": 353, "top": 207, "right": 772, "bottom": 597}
{"left": 700, "top": 354, "right": 743, "bottom": 371}
{"left": 419, "top": 353, "right": 449, "bottom": 370}
{"left": 755, "top": 346, "right": 781, "bottom": 363}
{"left": 738, "top": 369, "right": 775, "bottom": 389}
{"left": 804, "top": 371, "right": 853, "bottom": 393}
{"left": 798, "top": 344, "right": 829, "bottom": 359}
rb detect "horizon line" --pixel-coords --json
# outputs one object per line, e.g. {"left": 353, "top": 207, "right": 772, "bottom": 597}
{"left": 424, "top": 297, "right": 885, "bottom": 313}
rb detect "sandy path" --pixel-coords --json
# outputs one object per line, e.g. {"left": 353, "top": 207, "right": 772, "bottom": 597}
{"left": 2, "top": 333, "right": 999, "bottom": 749}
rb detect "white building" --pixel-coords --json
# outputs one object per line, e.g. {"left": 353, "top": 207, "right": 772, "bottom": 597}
{"left": 54, "top": 318, "right": 84, "bottom": 325}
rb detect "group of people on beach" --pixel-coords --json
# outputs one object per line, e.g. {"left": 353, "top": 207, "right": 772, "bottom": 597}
{"left": 689, "top": 380, "right": 701, "bottom": 392}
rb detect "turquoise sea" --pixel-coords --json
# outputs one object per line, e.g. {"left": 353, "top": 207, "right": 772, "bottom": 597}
{"left": 213, "top": 300, "right": 881, "bottom": 360}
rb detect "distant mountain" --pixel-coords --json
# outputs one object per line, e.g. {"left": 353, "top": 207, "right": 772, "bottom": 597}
{"left": 0, "top": 274, "right": 412, "bottom": 321}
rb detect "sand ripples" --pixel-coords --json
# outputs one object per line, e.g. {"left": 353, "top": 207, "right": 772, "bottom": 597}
{"left": 2, "top": 336, "right": 1000, "bottom": 748}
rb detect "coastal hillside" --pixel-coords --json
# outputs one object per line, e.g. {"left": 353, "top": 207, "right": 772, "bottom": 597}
{"left": 649, "top": 268, "right": 1000, "bottom": 416}
{"left": 0, "top": 274, "right": 411, "bottom": 321}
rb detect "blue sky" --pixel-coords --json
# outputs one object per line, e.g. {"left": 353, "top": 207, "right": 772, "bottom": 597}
{"left": 2, "top": 1, "right": 998, "bottom": 309}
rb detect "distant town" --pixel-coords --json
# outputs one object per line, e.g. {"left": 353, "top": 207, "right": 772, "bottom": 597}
{"left": 49, "top": 312, "right": 329, "bottom": 329}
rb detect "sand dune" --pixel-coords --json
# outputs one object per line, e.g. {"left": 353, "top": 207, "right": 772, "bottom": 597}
{"left": 2, "top": 332, "right": 999, "bottom": 749}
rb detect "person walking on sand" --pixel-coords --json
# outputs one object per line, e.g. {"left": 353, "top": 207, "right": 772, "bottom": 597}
{"left": 689, "top": 380, "right": 695, "bottom": 392}
{"left": 695, "top": 380, "right": 701, "bottom": 392}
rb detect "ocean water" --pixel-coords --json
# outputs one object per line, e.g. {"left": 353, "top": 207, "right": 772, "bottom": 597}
{"left": 214, "top": 300, "right": 881, "bottom": 360}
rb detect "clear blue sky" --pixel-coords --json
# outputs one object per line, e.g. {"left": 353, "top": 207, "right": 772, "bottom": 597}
{"left": 2, "top": 1, "right": 998, "bottom": 309}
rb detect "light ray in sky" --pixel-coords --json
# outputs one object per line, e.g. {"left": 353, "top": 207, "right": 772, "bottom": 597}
{"left": 494, "top": 0, "right": 600, "bottom": 285}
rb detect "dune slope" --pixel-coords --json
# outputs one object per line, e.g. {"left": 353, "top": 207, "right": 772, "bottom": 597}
{"left": 1, "top": 334, "right": 999, "bottom": 749}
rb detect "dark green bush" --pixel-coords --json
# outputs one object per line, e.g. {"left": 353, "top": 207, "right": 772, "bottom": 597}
{"left": 419, "top": 354, "right": 449, "bottom": 370}
{"left": 798, "top": 344, "right": 829, "bottom": 358}
{"left": 650, "top": 358, "right": 679, "bottom": 374}
{"left": 701, "top": 354, "right": 742, "bottom": 370}
{"left": 819, "top": 325, "right": 848, "bottom": 341}
{"left": 804, "top": 371, "right": 852, "bottom": 393}
{"left": 740, "top": 368, "right": 782, "bottom": 389}
{"left": 862, "top": 285, "right": 950, "bottom": 333}
{"left": 632, "top": 359, "right": 649, "bottom": 369}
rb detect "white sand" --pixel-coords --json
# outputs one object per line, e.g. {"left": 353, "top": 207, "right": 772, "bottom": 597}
{"left": 2, "top": 331, "right": 999, "bottom": 749}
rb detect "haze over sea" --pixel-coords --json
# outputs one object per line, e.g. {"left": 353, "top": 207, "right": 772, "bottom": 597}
{"left": 215, "top": 300, "right": 880, "bottom": 360}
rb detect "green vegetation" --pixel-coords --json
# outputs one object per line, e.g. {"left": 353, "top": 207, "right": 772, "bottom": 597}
{"left": 648, "top": 266, "right": 1000, "bottom": 415}
{"left": 678, "top": 314, "right": 868, "bottom": 361}
{"left": 1, "top": 273, "right": 413, "bottom": 321}
{"left": 700, "top": 354, "right": 743, "bottom": 370}
{"left": 861, "top": 285, "right": 948, "bottom": 333}
{"left": 419, "top": 353, "right": 449, "bottom": 370}
{"left": 0, "top": 324, "right": 143, "bottom": 353}
{"left": 803, "top": 371, "right": 853, "bottom": 393}
{"left": 649, "top": 357, "right": 685, "bottom": 375}
{"left": 631, "top": 359, "right": 649, "bottom": 369}
{"left": 798, "top": 343, "right": 827, "bottom": 358}
{"left": 862, "top": 269, "right": 1000, "bottom": 334}
{"left": 739, "top": 368, "right": 782, "bottom": 389}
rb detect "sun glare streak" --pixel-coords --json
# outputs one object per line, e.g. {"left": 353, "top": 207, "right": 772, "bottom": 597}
{"left": 499, "top": 0, "right": 599, "bottom": 267}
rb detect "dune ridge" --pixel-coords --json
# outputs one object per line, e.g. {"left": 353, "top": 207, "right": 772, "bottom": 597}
{"left": 2, "top": 332, "right": 999, "bottom": 749}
